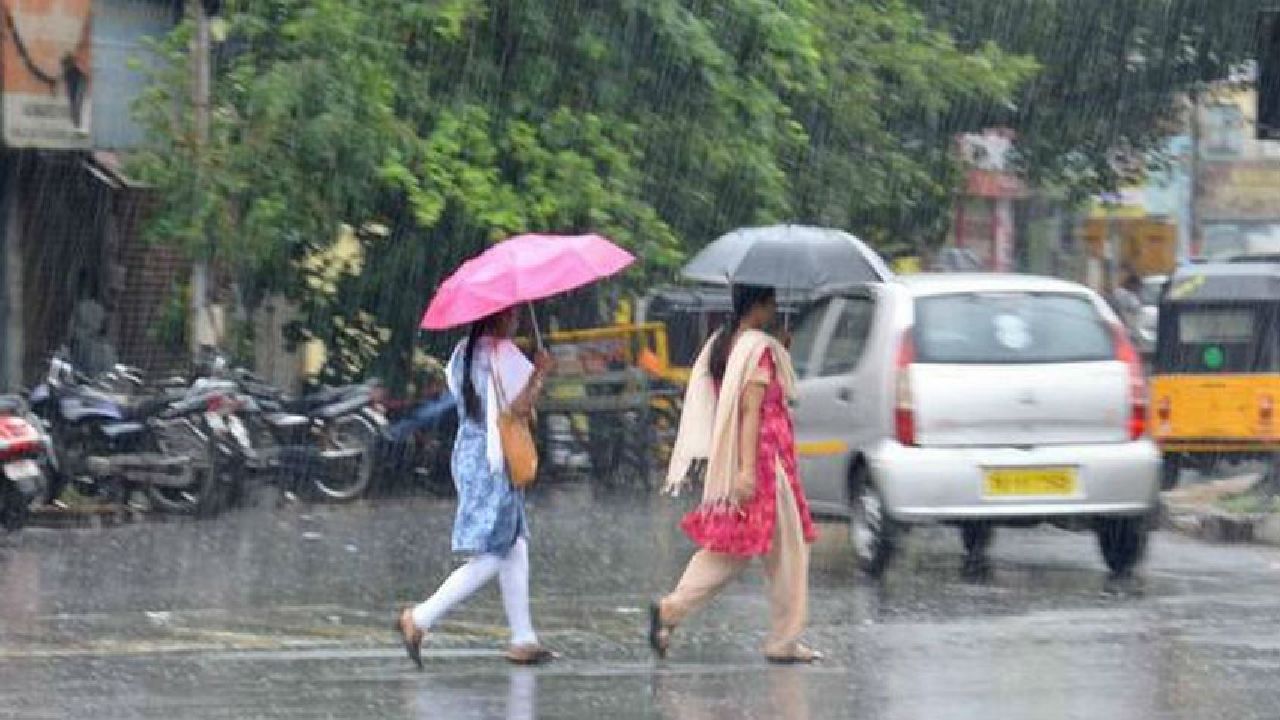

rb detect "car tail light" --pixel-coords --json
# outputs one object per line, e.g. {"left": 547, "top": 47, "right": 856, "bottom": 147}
{"left": 1112, "top": 325, "right": 1146, "bottom": 440}
{"left": 1260, "top": 395, "right": 1274, "bottom": 432}
{"left": 895, "top": 330, "right": 916, "bottom": 446}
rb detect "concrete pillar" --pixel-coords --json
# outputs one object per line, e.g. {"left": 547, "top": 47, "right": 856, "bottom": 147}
{"left": 0, "top": 164, "right": 6, "bottom": 390}
{"left": 1, "top": 159, "right": 21, "bottom": 391}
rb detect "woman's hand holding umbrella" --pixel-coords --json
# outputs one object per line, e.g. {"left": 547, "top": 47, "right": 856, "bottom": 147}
{"left": 534, "top": 349, "right": 555, "bottom": 375}
{"left": 510, "top": 350, "right": 556, "bottom": 418}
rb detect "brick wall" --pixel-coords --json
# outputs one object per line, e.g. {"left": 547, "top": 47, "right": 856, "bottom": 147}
{"left": 111, "top": 194, "right": 190, "bottom": 374}
{"left": 7, "top": 151, "right": 189, "bottom": 383}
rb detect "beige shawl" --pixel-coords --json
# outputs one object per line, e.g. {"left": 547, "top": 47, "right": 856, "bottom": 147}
{"left": 664, "top": 328, "right": 798, "bottom": 504}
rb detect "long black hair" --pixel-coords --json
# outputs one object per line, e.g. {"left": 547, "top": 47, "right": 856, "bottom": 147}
{"left": 708, "top": 284, "right": 776, "bottom": 384}
{"left": 461, "top": 312, "right": 506, "bottom": 419}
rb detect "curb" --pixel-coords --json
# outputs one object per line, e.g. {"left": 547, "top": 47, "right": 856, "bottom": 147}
{"left": 1160, "top": 500, "right": 1280, "bottom": 547}
{"left": 28, "top": 504, "right": 141, "bottom": 530}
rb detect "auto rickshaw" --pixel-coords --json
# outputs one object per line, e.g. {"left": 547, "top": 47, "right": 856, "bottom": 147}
{"left": 515, "top": 322, "right": 684, "bottom": 487}
{"left": 639, "top": 285, "right": 805, "bottom": 381}
{"left": 1149, "top": 261, "right": 1280, "bottom": 489}
{"left": 523, "top": 285, "right": 804, "bottom": 485}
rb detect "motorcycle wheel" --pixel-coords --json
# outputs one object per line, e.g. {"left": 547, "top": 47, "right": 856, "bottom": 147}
{"left": 147, "top": 428, "right": 226, "bottom": 517}
{"left": 0, "top": 482, "right": 29, "bottom": 531}
{"left": 307, "top": 414, "right": 378, "bottom": 502}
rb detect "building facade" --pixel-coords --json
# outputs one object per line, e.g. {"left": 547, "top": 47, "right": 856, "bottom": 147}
{"left": 0, "top": 0, "right": 181, "bottom": 390}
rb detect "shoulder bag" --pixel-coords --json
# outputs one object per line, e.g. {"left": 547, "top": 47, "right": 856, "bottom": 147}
{"left": 492, "top": 353, "right": 539, "bottom": 489}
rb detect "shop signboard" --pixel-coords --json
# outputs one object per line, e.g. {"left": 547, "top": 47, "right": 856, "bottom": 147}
{"left": 1, "top": 0, "right": 93, "bottom": 148}
{"left": 1198, "top": 162, "right": 1280, "bottom": 222}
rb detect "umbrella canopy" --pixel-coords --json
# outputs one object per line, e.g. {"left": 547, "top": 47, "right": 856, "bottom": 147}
{"left": 681, "top": 225, "right": 892, "bottom": 291}
{"left": 421, "top": 233, "right": 634, "bottom": 330}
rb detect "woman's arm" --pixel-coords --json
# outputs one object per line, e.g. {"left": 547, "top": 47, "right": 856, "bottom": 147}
{"left": 508, "top": 349, "right": 554, "bottom": 417}
{"left": 733, "top": 357, "right": 771, "bottom": 503}
{"left": 735, "top": 382, "right": 765, "bottom": 501}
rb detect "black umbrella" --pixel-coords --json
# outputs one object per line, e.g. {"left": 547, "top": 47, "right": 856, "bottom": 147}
{"left": 728, "top": 226, "right": 892, "bottom": 294}
{"left": 682, "top": 225, "right": 892, "bottom": 293}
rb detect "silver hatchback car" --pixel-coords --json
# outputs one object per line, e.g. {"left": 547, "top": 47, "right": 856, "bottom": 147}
{"left": 792, "top": 274, "right": 1159, "bottom": 576}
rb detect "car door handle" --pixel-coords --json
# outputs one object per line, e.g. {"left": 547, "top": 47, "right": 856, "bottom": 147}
{"left": 837, "top": 388, "right": 853, "bottom": 403}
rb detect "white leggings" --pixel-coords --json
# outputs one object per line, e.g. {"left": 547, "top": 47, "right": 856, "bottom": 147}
{"left": 411, "top": 537, "right": 537, "bottom": 646}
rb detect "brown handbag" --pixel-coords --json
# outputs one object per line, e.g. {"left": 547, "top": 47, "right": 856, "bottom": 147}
{"left": 492, "top": 355, "right": 539, "bottom": 489}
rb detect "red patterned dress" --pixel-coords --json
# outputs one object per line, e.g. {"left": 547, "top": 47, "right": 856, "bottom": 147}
{"left": 680, "top": 349, "right": 819, "bottom": 556}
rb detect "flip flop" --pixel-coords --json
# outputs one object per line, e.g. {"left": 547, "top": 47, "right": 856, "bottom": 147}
{"left": 648, "top": 601, "right": 672, "bottom": 659}
{"left": 505, "top": 644, "right": 559, "bottom": 665}
{"left": 765, "top": 646, "right": 824, "bottom": 664}
{"left": 395, "top": 607, "right": 425, "bottom": 670}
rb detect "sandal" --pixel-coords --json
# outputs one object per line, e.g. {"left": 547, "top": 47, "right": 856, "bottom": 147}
{"left": 505, "top": 644, "right": 559, "bottom": 665}
{"left": 648, "top": 601, "right": 674, "bottom": 659}
{"left": 395, "top": 606, "right": 426, "bottom": 669}
{"left": 765, "top": 645, "right": 824, "bottom": 664}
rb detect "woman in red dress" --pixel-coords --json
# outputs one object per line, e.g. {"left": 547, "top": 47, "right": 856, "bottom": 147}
{"left": 650, "top": 284, "right": 821, "bottom": 663}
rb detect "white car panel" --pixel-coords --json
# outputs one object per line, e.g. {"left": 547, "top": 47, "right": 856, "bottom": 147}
{"left": 870, "top": 438, "right": 1159, "bottom": 521}
{"left": 794, "top": 273, "right": 1159, "bottom": 524}
{"left": 911, "top": 362, "right": 1129, "bottom": 447}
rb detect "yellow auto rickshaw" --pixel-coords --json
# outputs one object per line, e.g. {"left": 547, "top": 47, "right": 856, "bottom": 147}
{"left": 1149, "top": 260, "right": 1280, "bottom": 488}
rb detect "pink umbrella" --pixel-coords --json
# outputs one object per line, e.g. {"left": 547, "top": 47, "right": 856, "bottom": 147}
{"left": 420, "top": 233, "right": 635, "bottom": 339}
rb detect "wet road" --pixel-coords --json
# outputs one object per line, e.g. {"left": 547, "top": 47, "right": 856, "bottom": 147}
{"left": 3, "top": 484, "right": 1280, "bottom": 719}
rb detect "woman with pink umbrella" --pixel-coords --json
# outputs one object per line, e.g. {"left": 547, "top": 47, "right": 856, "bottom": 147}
{"left": 396, "top": 233, "right": 634, "bottom": 668}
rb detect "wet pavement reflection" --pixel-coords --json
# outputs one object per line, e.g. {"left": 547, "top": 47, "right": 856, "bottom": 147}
{"left": 3, "top": 483, "right": 1280, "bottom": 718}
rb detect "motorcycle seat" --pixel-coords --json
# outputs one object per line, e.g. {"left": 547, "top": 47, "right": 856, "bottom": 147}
{"left": 101, "top": 422, "right": 146, "bottom": 439}
{"left": 0, "top": 395, "right": 25, "bottom": 413}
{"left": 265, "top": 412, "right": 309, "bottom": 428}
{"left": 313, "top": 392, "right": 371, "bottom": 420}
{"left": 280, "top": 386, "right": 366, "bottom": 416}
{"left": 293, "top": 388, "right": 347, "bottom": 410}
{"left": 120, "top": 396, "right": 179, "bottom": 422}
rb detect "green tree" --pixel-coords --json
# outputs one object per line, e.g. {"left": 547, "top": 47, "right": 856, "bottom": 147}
{"left": 914, "top": 0, "right": 1265, "bottom": 194}
{"left": 131, "top": 0, "right": 1034, "bottom": 385}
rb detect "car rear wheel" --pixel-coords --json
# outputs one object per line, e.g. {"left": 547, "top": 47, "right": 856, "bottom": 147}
{"left": 1096, "top": 516, "right": 1148, "bottom": 576}
{"left": 960, "top": 521, "right": 994, "bottom": 557}
{"left": 959, "top": 522, "right": 995, "bottom": 577}
{"left": 849, "top": 463, "right": 895, "bottom": 577}
{"left": 1160, "top": 454, "right": 1181, "bottom": 491}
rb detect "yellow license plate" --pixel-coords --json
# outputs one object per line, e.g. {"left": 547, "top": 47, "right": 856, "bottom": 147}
{"left": 983, "top": 467, "right": 1078, "bottom": 498}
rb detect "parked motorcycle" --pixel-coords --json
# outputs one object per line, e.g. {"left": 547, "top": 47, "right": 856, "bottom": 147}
{"left": 253, "top": 380, "right": 385, "bottom": 502}
{"left": 0, "top": 395, "right": 51, "bottom": 530}
{"left": 29, "top": 353, "right": 232, "bottom": 516}
{"left": 191, "top": 351, "right": 386, "bottom": 503}
{"left": 375, "top": 392, "right": 457, "bottom": 496}
{"left": 193, "top": 383, "right": 268, "bottom": 511}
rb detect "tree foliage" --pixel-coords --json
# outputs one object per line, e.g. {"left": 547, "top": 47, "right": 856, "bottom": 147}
{"left": 914, "top": 0, "right": 1265, "bottom": 194}
{"left": 131, "top": 0, "right": 1034, "bottom": 385}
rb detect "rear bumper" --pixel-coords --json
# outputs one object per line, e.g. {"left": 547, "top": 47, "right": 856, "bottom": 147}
{"left": 868, "top": 439, "right": 1160, "bottom": 523}
{"left": 1157, "top": 438, "right": 1280, "bottom": 453}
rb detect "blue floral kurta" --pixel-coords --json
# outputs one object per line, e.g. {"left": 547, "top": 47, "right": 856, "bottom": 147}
{"left": 448, "top": 341, "right": 528, "bottom": 556}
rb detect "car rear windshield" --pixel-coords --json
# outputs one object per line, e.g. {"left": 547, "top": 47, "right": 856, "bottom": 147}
{"left": 1158, "top": 304, "right": 1279, "bottom": 372}
{"left": 914, "top": 292, "right": 1114, "bottom": 364}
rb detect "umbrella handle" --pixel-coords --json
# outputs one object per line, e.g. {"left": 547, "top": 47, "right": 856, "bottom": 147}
{"left": 528, "top": 303, "right": 545, "bottom": 351}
